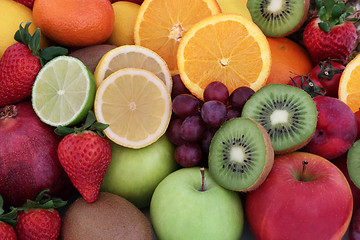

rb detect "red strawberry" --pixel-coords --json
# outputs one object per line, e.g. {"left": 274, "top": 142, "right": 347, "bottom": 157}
{"left": 303, "top": 0, "right": 358, "bottom": 65}
{"left": 15, "top": 189, "right": 66, "bottom": 240}
{"left": 0, "top": 195, "right": 18, "bottom": 240}
{"left": 0, "top": 22, "right": 68, "bottom": 107}
{"left": 12, "top": 0, "right": 35, "bottom": 8}
{"left": 0, "top": 222, "right": 17, "bottom": 240}
{"left": 56, "top": 111, "right": 112, "bottom": 203}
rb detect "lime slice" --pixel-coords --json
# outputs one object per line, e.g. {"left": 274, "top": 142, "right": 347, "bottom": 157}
{"left": 32, "top": 56, "right": 96, "bottom": 127}
{"left": 94, "top": 68, "right": 172, "bottom": 149}
{"left": 94, "top": 45, "right": 172, "bottom": 93}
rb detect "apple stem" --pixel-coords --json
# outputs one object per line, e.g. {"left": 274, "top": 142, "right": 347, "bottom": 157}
{"left": 300, "top": 161, "right": 309, "bottom": 181}
{"left": 199, "top": 167, "right": 207, "bottom": 192}
{"left": 0, "top": 105, "right": 17, "bottom": 120}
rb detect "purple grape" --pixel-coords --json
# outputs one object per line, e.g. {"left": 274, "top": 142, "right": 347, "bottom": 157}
{"left": 200, "top": 100, "right": 227, "bottom": 127}
{"left": 175, "top": 143, "right": 202, "bottom": 168}
{"left": 167, "top": 118, "right": 186, "bottom": 146}
{"left": 229, "top": 86, "right": 255, "bottom": 111}
{"left": 226, "top": 108, "right": 240, "bottom": 120}
{"left": 172, "top": 94, "right": 200, "bottom": 119}
{"left": 171, "top": 74, "right": 191, "bottom": 99}
{"left": 180, "top": 115, "right": 206, "bottom": 142}
{"left": 199, "top": 127, "right": 217, "bottom": 157}
{"left": 203, "top": 81, "right": 229, "bottom": 104}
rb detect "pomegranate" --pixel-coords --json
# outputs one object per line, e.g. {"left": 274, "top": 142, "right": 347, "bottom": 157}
{"left": 0, "top": 102, "right": 73, "bottom": 207}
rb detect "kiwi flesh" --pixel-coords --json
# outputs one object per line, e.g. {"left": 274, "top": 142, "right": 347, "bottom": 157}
{"left": 347, "top": 140, "right": 360, "bottom": 189}
{"left": 241, "top": 84, "right": 317, "bottom": 154}
{"left": 61, "top": 192, "right": 153, "bottom": 240}
{"left": 208, "top": 118, "right": 274, "bottom": 192}
{"left": 246, "top": 0, "right": 310, "bottom": 37}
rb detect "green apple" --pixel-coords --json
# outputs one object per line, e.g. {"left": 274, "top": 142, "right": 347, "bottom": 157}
{"left": 150, "top": 167, "right": 244, "bottom": 240}
{"left": 101, "top": 134, "right": 178, "bottom": 209}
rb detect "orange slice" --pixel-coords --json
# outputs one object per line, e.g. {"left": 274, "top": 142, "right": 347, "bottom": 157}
{"left": 177, "top": 13, "right": 271, "bottom": 100}
{"left": 338, "top": 54, "right": 360, "bottom": 112}
{"left": 134, "top": 0, "right": 221, "bottom": 74}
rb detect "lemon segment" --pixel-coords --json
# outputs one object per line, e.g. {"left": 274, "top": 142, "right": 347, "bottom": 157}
{"left": 94, "top": 68, "right": 172, "bottom": 149}
{"left": 94, "top": 45, "right": 172, "bottom": 93}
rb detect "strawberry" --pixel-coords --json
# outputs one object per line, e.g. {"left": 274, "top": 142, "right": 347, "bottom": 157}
{"left": 0, "top": 195, "right": 18, "bottom": 240}
{"left": 15, "top": 189, "right": 66, "bottom": 240}
{"left": 303, "top": 0, "right": 358, "bottom": 65}
{"left": 56, "top": 111, "right": 112, "bottom": 203}
{"left": 12, "top": 0, "right": 35, "bottom": 8}
{"left": 0, "top": 22, "right": 68, "bottom": 107}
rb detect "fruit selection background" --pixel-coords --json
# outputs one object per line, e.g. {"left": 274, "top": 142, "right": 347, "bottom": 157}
{"left": 1, "top": 0, "right": 360, "bottom": 239}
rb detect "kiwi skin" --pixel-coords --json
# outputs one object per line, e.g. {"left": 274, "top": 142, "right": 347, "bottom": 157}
{"left": 61, "top": 192, "right": 153, "bottom": 240}
{"left": 247, "top": 0, "right": 310, "bottom": 37}
{"left": 245, "top": 119, "right": 274, "bottom": 192}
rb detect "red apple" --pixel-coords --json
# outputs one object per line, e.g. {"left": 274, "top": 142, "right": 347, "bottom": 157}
{"left": 246, "top": 152, "right": 353, "bottom": 240}
{"left": 0, "top": 102, "right": 74, "bottom": 207}
{"left": 304, "top": 96, "right": 357, "bottom": 160}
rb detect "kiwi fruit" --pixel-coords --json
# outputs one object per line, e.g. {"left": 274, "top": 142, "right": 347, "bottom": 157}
{"left": 241, "top": 84, "right": 317, "bottom": 154}
{"left": 61, "top": 192, "right": 153, "bottom": 240}
{"left": 68, "top": 44, "right": 116, "bottom": 73}
{"left": 347, "top": 140, "right": 360, "bottom": 189}
{"left": 208, "top": 117, "right": 274, "bottom": 192}
{"left": 246, "top": 0, "right": 310, "bottom": 37}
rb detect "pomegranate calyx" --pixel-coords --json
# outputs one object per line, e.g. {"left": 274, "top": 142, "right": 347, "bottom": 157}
{"left": 0, "top": 105, "right": 17, "bottom": 120}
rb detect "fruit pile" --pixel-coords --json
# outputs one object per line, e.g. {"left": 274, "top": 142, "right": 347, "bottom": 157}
{"left": 1, "top": 0, "right": 360, "bottom": 239}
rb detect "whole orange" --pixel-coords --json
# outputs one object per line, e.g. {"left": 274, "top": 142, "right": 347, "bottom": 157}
{"left": 265, "top": 37, "right": 313, "bottom": 85}
{"left": 32, "top": 0, "right": 115, "bottom": 47}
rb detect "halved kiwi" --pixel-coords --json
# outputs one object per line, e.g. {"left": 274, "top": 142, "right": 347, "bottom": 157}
{"left": 208, "top": 117, "right": 274, "bottom": 192}
{"left": 347, "top": 140, "right": 360, "bottom": 189}
{"left": 246, "top": 0, "right": 310, "bottom": 37}
{"left": 241, "top": 84, "right": 317, "bottom": 154}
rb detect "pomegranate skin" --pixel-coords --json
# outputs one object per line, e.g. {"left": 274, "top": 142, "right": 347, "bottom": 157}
{"left": 0, "top": 101, "right": 73, "bottom": 207}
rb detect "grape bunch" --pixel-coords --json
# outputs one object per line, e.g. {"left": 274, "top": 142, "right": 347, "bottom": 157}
{"left": 167, "top": 75, "right": 255, "bottom": 168}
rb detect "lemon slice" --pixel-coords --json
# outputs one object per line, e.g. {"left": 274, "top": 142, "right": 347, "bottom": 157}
{"left": 94, "top": 45, "right": 172, "bottom": 93}
{"left": 32, "top": 56, "right": 96, "bottom": 127}
{"left": 94, "top": 68, "right": 172, "bottom": 149}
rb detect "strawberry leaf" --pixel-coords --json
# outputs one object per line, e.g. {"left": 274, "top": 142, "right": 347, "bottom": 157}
{"left": 0, "top": 196, "right": 18, "bottom": 226}
{"left": 318, "top": 22, "right": 331, "bottom": 33}
{"left": 40, "top": 46, "right": 68, "bottom": 66}
{"left": 324, "top": 0, "right": 335, "bottom": 18}
{"left": 316, "top": 0, "right": 358, "bottom": 32}
{"left": 316, "top": 0, "right": 323, "bottom": 11}
{"left": 55, "top": 110, "right": 109, "bottom": 137}
{"left": 14, "top": 22, "right": 32, "bottom": 46}
{"left": 19, "top": 189, "right": 67, "bottom": 212}
{"left": 28, "top": 28, "right": 41, "bottom": 55}
{"left": 54, "top": 126, "right": 75, "bottom": 136}
{"left": 318, "top": 6, "right": 327, "bottom": 21}
{"left": 332, "top": 4, "right": 342, "bottom": 20}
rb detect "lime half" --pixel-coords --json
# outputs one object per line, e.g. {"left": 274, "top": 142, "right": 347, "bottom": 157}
{"left": 32, "top": 56, "right": 96, "bottom": 127}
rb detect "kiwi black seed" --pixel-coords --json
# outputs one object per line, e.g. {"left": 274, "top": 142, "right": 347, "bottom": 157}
{"left": 347, "top": 140, "right": 360, "bottom": 189}
{"left": 246, "top": 0, "right": 310, "bottom": 37}
{"left": 241, "top": 84, "right": 317, "bottom": 154}
{"left": 208, "top": 117, "right": 274, "bottom": 192}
